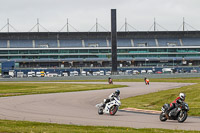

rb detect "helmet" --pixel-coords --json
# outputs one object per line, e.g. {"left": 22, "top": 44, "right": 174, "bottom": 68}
{"left": 179, "top": 93, "right": 186, "bottom": 100}
{"left": 115, "top": 90, "right": 120, "bottom": 95}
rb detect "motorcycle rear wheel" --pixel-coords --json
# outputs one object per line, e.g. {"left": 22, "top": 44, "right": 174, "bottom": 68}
{"left": 160, "top": 112, "right": 167, "bottom": 122}
{"left": 109, "top": 105, "right": 118, "bottom": 115}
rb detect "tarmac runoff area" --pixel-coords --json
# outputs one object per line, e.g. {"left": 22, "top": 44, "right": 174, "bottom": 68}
{"left": 0, "top": 82, "right": 200, "bottom": 131}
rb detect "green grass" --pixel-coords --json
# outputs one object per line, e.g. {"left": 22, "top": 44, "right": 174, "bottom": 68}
{"left": 61, "top": 77, "right": 200, "bottom": 83}
{"left": 7, "top": 77, "right": 200, "bottom": 83}
{"left": 120, "top": 78, "right": 200, "bottom": 116}
{"left": 0, "top": 119, "right": 199, "bottom": 133}
{"left": 0, "top": 83, "right": 126, "bottom": 97}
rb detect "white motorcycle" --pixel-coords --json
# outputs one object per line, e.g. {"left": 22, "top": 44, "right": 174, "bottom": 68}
{"left": 96, "top": 97, "right": 121, "bottom": 115}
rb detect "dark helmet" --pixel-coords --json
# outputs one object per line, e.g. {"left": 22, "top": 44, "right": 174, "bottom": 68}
{"left": 115, "top": 90, "right": 120, "bottom": 95}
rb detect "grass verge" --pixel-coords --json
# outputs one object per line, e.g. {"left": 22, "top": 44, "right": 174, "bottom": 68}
{"left": 4, "top": 77, "right": 200, "bottom": 83}
{"left": 0, "top": 83, "right": 126, "bottom": 97}
{"left": 0, "top": 119, "right": 199, "bottom": 133}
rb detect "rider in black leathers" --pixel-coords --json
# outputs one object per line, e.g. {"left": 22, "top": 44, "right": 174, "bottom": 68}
{"left": 108, "top": 77, "right": 113, "bottom": 84}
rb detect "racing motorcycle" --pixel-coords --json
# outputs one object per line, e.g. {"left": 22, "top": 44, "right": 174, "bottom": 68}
{"left": 145, "top": 79, "right": 149, "bottom": 85}
{"left": 159, "top": 102, "right": 189, "bottom": 123}
{"left": 109, "top": 79, "right": 113, "bottom": 84}
{"left": 96, "top": 97, "right": 121, "bottom": 115}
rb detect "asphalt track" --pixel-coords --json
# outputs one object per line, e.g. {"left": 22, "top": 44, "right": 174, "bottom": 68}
{"left": 0, "top": 82, "right": 199, "bottom": 131}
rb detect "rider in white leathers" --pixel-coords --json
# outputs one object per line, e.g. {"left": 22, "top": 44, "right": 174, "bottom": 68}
{"left": 102, "top": 90, "right": 120, "bottom": 108}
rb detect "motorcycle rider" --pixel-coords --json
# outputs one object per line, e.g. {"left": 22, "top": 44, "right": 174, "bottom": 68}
{"left": 102, "top": 90, "right": 120, "bottom": 108}
{"left": 108, "top": 76, "right": 113, "bottom": 84}
{"left": 144, "top": 77, "right": 147, "bottom": 84}
{"left": 168, "top": 93, "right": 186, "bottom": 116}
{"left": 146, "top": 78, "right": 149, "bottom": 85}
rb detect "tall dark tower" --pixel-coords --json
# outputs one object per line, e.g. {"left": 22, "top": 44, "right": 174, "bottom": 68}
{"left": 111, "top": 9, "right": 117, "bottom": 74}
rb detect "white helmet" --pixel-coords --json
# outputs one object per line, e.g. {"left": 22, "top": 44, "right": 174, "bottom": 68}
{"left": 179, "top": 93, "right": 186, "bottom": 100}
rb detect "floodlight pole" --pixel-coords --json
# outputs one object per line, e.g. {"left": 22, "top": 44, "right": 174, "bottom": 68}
{"left": 183, "top": 17, "right": 185, "bottom": 31}
{"left": 125, "top": 18, "right": 127, "bottom": 32}
{"left": 154, "top": 18, "right": 156, "bottom": 31}
{"left": 111, "top": 9, "right": 117, "bottom": 74}
{"left": 67, "top": 18, "right": 69, "bottom": 32}
{"left": 96, "top": 18, "right": 98, "bottom": 32}
{"left": 37, "top": 18, "right": 39, "bottom": 32}
{"left": 7, "top": 18, "right": 9, "bottom": 32}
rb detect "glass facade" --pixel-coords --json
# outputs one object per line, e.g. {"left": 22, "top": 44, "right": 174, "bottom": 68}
{"left": 0, "top": 47, "right": 199, "bottom": 68}
{"left": 0, "top": 47, "right": 200, "bottom": 59}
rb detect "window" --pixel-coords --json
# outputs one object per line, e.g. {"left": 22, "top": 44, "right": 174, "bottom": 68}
{"left": 19, "top": 50, "right": 28, "bottom": 54}
{"left": 118, "top": 49, "right": 128, "bottom": 53}
{"left": 99, "top": 49, "right": 109, "bottom": 53}
{"left": 60, "top": 50, "right": 69, "bottom": 53}
{"left": 168, "top": 49, "right": 177, "bottom": 52}
{"left": 149, "top": 49, "right": 157, "bottom": 52}
{"left": 89, "top": 49, "right": 98, "bottom": 53}
{"left": 79, "top": 49, "right": 88, "bottom": 53}
{"left": 69, "top": 50, "right": 78, "bottom": 53}
{"left": 40, "top": 50, "right": 49, "bottom": 54}
{"left": 30, "top": 50, "right": 39, "bottom": 54}
{"left": 9, "top": 50, "right": 18, "bottom": 54}
{"left": 0, "top": 50, "right": 8, "bottom": 54}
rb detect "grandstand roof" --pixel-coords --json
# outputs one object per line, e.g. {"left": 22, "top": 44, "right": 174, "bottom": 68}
{"left": 0, "top": 31, "right": 200, "bottom": 40}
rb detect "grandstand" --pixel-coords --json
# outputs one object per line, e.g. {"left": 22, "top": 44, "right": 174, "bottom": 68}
{"left": 0, "top": 31, "right": 200, "bottom": 74}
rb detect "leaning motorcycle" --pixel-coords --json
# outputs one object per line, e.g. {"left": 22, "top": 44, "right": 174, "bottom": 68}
{"left": 145, "top": 79, "right": 149, "bottom": 85}
{"left": 109, "top": 79, "right": 113, "bottom": 84}
{"left": 159, "top": 102, "right": 189, "bottom": 123}
{"left": 96, "top": 97, "right": 121, "bottom": 115}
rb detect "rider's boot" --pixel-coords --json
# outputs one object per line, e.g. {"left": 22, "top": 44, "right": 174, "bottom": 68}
{"left": 101, "top": 102, "right": 106, "bottom": 108}
{"left": 164, "top": 109, "right": 170, "bottom": 119}
{"left": 103, "top": 103, "right": 105, "bottom": 108}
{"left": 167, "top": 106, "right": 175, "bottom": 118}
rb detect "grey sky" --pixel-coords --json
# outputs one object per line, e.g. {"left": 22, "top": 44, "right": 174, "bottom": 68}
{"left": 0, "top": 0, "right": 199, "bottom": 32}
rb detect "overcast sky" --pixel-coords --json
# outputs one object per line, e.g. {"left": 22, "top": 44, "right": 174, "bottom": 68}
{"left": 0, "top": 0, "right": 200, "bottom": 32}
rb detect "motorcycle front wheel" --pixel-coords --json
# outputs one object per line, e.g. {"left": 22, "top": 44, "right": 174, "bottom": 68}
{"left": 178, "top": 111, "right": 187, "bottom": 123}
{"left": 160, "top": 112, "right": 167, "bottom": 122}
{"left": 109, "top": 105, "right": 118, "bottom": 115}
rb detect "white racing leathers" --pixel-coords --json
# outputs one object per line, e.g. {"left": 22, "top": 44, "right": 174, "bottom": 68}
{"left": 108, "top": 93, "right": 120, "bottom": 101}
{"left": 96, "top": 93, "right": 121, "bottom": 115}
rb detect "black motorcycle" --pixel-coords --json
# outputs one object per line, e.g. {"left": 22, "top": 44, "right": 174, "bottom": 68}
{"left": 160, "top": 102, "right": 189, "bottom": 123}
